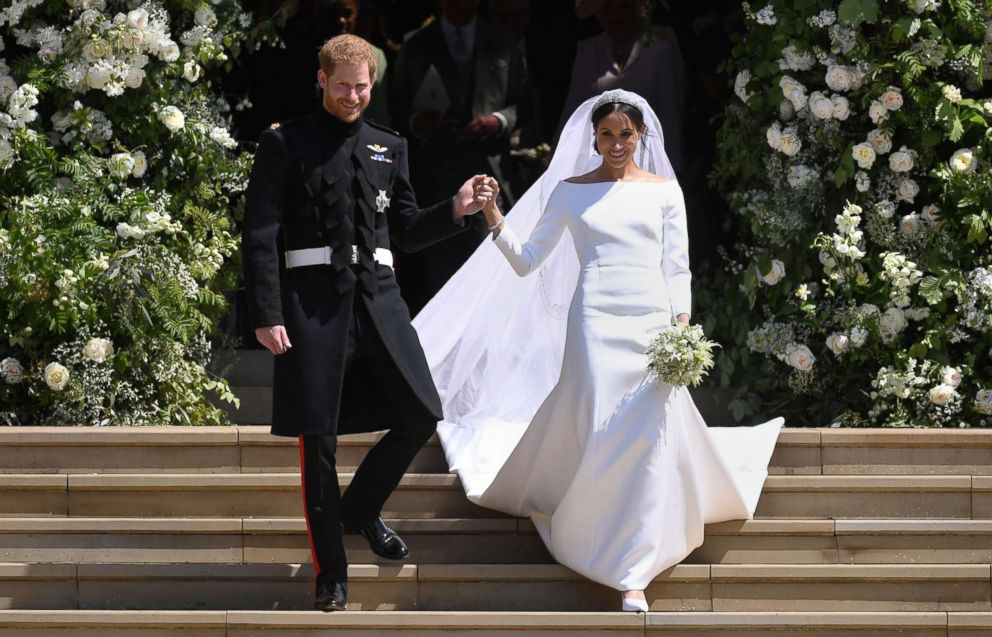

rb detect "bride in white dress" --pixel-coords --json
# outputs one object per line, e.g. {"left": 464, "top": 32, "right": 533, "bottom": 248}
{"left": 412, "top": 90, "right": 783, "bottom": 611}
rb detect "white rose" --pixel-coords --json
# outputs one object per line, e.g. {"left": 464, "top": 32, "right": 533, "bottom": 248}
{"left": 879, "top": 307, "right": 908, "bottom": 341}
{"left": 941, "top": 366, "right": 962, "bottom": 388}
{"left": 867, "top": 129, "right": 892, "bottom": 154}
{"left": 778, "top": 128, "right": 801, "bottom": 156}
{"left": 826, "top": 333, "right": 849, "bottom": 355}
{"left": 898, "top": 213, "right": 921, "bottom": 237}
{"left": 785, "top": 343, "right": 815, "bottom": 371}
{"left": 124, "top": 66, "right": 145, "bottom": 89}
{"left": 889, "top": 149, "right": 914, "bottom": 173}
{"left": 127, "top": 8, "right": 150, "bottom": 30}
{"left": 929, "top": 384, "right": 958, "bottom": 406}
{"left": 766, "top": 122, "right": 783, "bottom": 150}
{"left": 82, "top": 338, "right": 114, "bottom": 363}
{"left": 809, "top": 91, "right": 834, "bottom": 119}
{"left": 0, "top": 357, "right": 24, "bottom": 384}
{"left": 158, "top": 106, "right": 185, "bottom": 132}
{"left": 108, "top": 152, "right": 135, "bottom": 179}
{"left": 734, "top": 70, "right": 752, "bottom": 102}
{"left": 82, "top": 40, "right": 110, "bottom": 61}
{"left": 194, "top": 7, "right": 218, "bottom": 27}
{"left": 825, "top": 66, "right": 852, "bottom": 92}
{"left": 975, "top": 389, "right": 992, "bottom": 415}
{"left": 86, "top": 64, "right": 112, "bottom": 90}
{"left": 44, "top": 362, "right": 70, "bottom": 391}
{"left": 869, "top": 100, "right": 888, "bottom": 124}
{"left": 183, "top": 61, "right": 200, "bottom": 83}
{"left": 950, "top": 148, "right": 978, "bottom": 173}
{"left": 881, "top": 87, "right": 904, "bottom": 111}
{"left": 831, "top": 95, "right": 850, "bottom": 120}
{"left": 779, "top": 76, "right": 807, "bottom": 111}
{"left": 760, "top": 259, "right": 786, "bottom": 285}
{"left": 131, "top": 150, "right": 147, "bottom": 177}
{"left": 852, "top": 143, "right": 876, "bottom": 169}
{"left": 159, "top": 40, "right": 180, "bottom": 63}
{"left": 897, "top": 179, "right": 920, "bottom": 203}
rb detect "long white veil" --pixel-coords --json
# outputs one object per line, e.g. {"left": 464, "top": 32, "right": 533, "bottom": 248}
{"left": 412, "top": 91, "right": 676, "bottom": 498}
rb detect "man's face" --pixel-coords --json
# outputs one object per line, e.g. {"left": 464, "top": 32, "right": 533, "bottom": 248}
{"left": 596, "top": 0, "right": 645, "bottom": 42}
{"left": 439, "top": 0, "right": 480, "bottom": 26}
{"left": 317, "top": 62, "right": 372, "bottom": 123}
{"left": 335, "top": 0, "right": 359, "bottom": 34}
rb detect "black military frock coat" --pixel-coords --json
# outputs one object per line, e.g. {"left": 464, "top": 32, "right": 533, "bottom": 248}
{"left": 242, "top": 108, "right": 469, "bottom": 437}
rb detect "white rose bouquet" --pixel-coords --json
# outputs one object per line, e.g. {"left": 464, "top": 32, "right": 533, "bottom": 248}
{"left": 646, "top": 323, "right": 720, "bottom": 388}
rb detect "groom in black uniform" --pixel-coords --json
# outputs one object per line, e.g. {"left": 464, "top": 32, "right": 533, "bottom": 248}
{"left": 242, "top": 34, "right": 490, "bottom": 611}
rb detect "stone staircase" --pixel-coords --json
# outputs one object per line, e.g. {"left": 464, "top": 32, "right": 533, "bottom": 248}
{"left": 0, "top": 426, "right": 990, "bottom": 635}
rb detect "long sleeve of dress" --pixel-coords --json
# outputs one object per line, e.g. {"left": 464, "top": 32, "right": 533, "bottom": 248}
{"left": 493, "top": 193, "right": 568, "bottom": 276}
{"left": 662, "top": 186, "right": 692, "bottom": 317}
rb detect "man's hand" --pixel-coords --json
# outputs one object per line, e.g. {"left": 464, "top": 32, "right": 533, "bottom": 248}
{"left": 411, "top": 110, "right": 444, "bottom": 140}
{"left": 454, "top": 174, "right": 497, "bottom": 218}
{"left": 461, "top": 114, "right": 502, "bottom": 142}
{"left": 256, "top": 325, "right": 292, "bottom": 355}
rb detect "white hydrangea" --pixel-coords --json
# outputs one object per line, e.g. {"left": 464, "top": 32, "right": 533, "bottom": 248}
{"left": 755, "top": 4, "right": 777, "bottom": 25}
{"left": 778, "top": 45, "right": 815, "bottom": 72}
{"left": 808, "top": 10, "right": 837, "bottom": 28}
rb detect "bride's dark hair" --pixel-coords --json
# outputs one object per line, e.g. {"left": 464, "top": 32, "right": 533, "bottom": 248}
{"left": 590, "top": 101, "right": 647, "bottom": 152}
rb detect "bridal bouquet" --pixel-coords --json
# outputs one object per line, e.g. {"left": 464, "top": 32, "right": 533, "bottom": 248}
{"left": 647, "top": 324, "right": 719, "bottom": 388}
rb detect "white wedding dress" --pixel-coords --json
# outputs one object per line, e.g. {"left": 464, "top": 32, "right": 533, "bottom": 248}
{"left": 413, "top": 91, "right": 782, "bottom": 592}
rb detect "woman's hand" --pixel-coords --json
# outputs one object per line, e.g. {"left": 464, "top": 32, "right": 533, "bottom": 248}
{"left": 676, "top": 313, "right": 690, "bottom": 325}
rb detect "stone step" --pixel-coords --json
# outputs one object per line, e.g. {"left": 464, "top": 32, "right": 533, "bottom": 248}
{"left": 0, "top": 562, "right": 989, "bottom": 612}
{"left": 0, "top": 473, "right": 988, "bottom": 519}
{"left": 1, "top": 427, "right": 991, "bottom": 476}
{"left": 4, "top": 610, "right": 989, "bottom": 637}
{"left": 5, "top": 517, "right": 989, "bottom": 566}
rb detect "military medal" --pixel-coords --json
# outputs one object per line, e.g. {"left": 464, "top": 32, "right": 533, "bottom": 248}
{"left": 376, "top": 190, "right": 391, "bottom": 213}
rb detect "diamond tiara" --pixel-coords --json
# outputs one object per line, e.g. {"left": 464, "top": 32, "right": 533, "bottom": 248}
{"left": 592, "top": 89, "right": 647, "bottom": 114}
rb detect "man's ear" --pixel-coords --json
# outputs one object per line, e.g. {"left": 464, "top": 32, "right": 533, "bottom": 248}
{"left": 317, "top": 68, "right": 327, "bottom": 89}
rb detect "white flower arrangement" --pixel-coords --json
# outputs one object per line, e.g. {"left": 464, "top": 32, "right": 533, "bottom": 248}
{"left": 647, "top": 323, "right": 719, "bottom": 388}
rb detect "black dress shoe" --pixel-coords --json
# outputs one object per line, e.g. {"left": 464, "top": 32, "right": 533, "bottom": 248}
{"left": 314, "top": 578, "right": 347, "bottom": 612}
{"left": 356, "top": 516, "right": 410, "bottom": 560}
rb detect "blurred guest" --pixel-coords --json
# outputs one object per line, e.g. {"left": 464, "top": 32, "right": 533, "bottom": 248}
{"left": 334, "top": 0, "right": 391, "bottom": 125}
{"left": 559, "top": 0, "right": 685, "bottom": 173}
{"left": 390, "top": 0, "right": 527, "bottom": 312}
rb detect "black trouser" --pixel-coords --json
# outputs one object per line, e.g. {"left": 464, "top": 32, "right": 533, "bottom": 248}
{"left": 298, "top": 300, "right": 436, "bottom": 583}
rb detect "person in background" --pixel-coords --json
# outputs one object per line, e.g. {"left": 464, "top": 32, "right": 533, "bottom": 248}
{"left": 333, "top": 0, "right": 391, "bottom": 126}
{"left": 389, "top": 0, "right": 527, "bottom": 313}
{"left": 558, "top": 0, "right": 686, "bottom": 174}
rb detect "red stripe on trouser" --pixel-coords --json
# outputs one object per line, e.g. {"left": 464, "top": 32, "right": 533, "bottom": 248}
{"left": 298, "top": 435, "right": 321, "bottom": 576}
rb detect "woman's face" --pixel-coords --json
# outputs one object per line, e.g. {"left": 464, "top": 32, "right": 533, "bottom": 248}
{"left": 595, "top": 110, "right": 641, "bottom": 169}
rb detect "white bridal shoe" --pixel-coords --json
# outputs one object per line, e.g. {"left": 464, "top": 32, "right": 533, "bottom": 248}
{"left": 621, "top": 592, "right": 649, "bottom": 613}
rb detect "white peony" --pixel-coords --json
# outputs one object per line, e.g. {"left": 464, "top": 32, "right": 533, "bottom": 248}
{"left": 867, "top": 129, "right": 892, "bottom": 154}
{"left": 1, "top": 357, "right": 24, "bottom": 384}
{"left": 83, "top": 338, "right": 114, "bottom": 363}
{"left": 778, "top": 126, "right": 801, "bottom": 156}
{"left": 766, "top": 122, "right": 783, "bottom": 149}
{"left": 779, "top": 75, "right": 807, "bottom": 111}
{"left": 159, "top": 40, "right": 180, "bottom": 63}
{"left": 809, "top": 91, "right": 834, "bottom": 119}
{"left": 826, "top": 333, "right": 849, "bottom": 355}
{"left": 899, "top": 213, "right": 922, "bottom": 237}
{"left": 86, "top": 63, "right": 112, "bottom": 90}
{"left": 881, "top": 87, "right": 904, "bottom": 111}
{"left": 831, "top": 95, "right": 850, "bottom": 120}
{"left": 869, "top": 100, "right": 888, "bottom": 124}
{"left": 158, "top": 106, "right": 185, "bottom": 132}
{"left": 942, "top": 366, "right": 962, "bottom": 388}
{"left": 929, "top": 384, "right": 958, "bottom": 406}
{"left": 44, "top": 362, "right": 69, "bottom": 391}
{"left": 131, "top": 150, "right": 147, "bottom": 177}
{"left": 760, "top": 259, "right": 786, "bottom": 285}
{"left": 852, "top": 143, "right": 876, "bottom": 169}
{"left": 949, "top": 148, "right": 978, "bottom": 173}
{"left": 785, "top": 343, "right": 815, "bottom": 371}
{"left": 897, "top": 179, "right": 920, "bottom": 203}
{"left": 889, "top": 148, "right": 914, "bottom": 173}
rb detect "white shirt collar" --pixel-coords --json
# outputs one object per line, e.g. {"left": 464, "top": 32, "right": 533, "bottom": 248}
{"left": 440, "top": 15, "right": 477, "bottom": 62}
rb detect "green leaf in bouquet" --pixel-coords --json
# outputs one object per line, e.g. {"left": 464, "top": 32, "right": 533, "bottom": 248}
{"left": 839, "top": 0, "right": 879, "bottom": 27}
